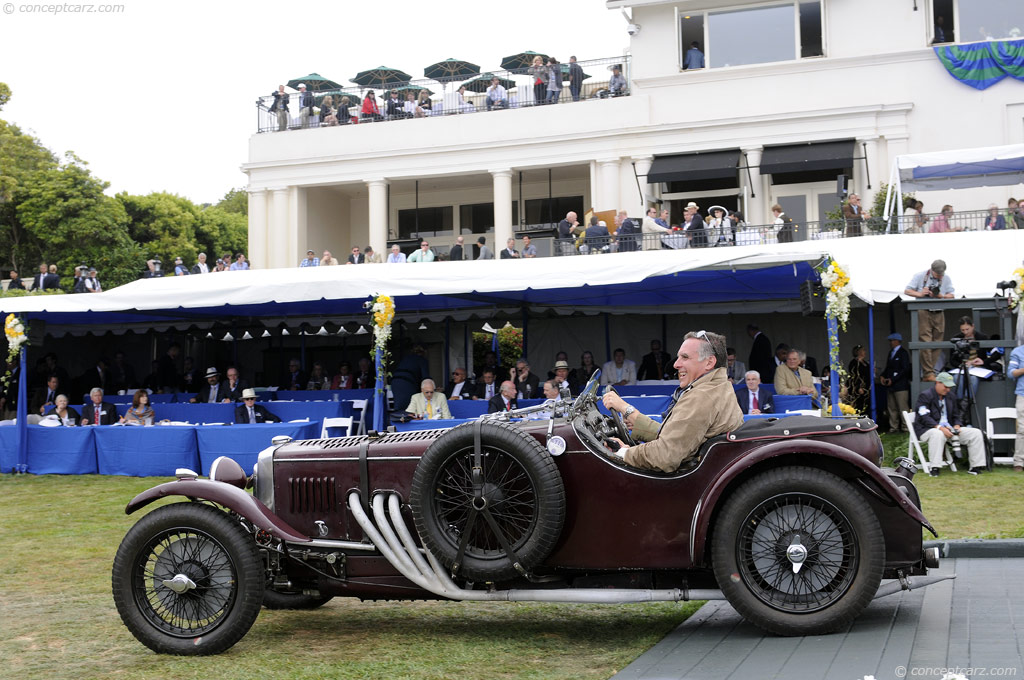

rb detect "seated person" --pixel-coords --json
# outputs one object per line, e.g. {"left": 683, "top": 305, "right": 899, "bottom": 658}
{"left": 44, "top": 394, "right": 80, "bottom": 426}
{"left": 80, "top": 387, "right": 117, "bottom": 426}
{"left": 31, "top": 375, "right": 61, "bottom": 415}
{"left": 774, "top": 349, "right": 820, "bottom": 407}
{"left": 600, "top": 348, "right": 637, "bottom": 386}
{"left": 473, "top": 368, "right": 499, "bottom": 401}
{"left": 736, "top": 370, "right": 773, "bottom": 415}
{"left": 445, "top": 367, "right": 473, "bottom": 400}
{"left": 913, "top": 372, "right": 986, "bottom": 476}
{"left": 222, "top": 367, "right": 248, "bottom": 402}
{"left": 192, "top": 367, "right": 232, "bottom": 403}
{"left": 407, "top": 379, "right": 451, "bottom": 420}
{"left": 488, "top": 380, "right": 518, "bottom": 413}
{"left": 234, "top": 388, "right": 282, "bottom": 424}
{"left": 947, "top": 315, "right": 1002, "bottom": 399}
{"left": 551, "top": 360, "right": 580, "bottom": 396}
{"left": 602, "top": 331, "right": 744, "bottom": 472}
{"left": 121, "top": 390, "right": 155, "bottom": 425}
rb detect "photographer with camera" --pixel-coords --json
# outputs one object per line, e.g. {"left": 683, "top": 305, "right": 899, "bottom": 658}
{"left": 913, "top": 372, "right": 987, "bottom": 477}
{"left": 905, "top": 259, "right": 954, "bottom": 381}
{"left": 947, "top": 316, "right": 1002, "bottom": 401}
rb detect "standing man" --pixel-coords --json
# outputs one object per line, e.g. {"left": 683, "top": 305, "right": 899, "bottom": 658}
{"left": 879, "top": 332, "right": 911, "bottom": 432}
{"left": 45, "top": 264, "right": 60, "bottom": 289}
{"left": 173, "top": 257, "right": 189, "bottom": 276}
{"left": 487, "top": 380, "right": 518, "bottom": 413}
{"left": 270, "top": 85, "right": 290, "bottom": 131}
{"left": 1007, "top": 343, "right": 1024, "bottom": 472}
{"left": 31, "top": 263, "right": 48, "bottom": 291}
{"left": 230, "top": 253, "right": 250, "bottom": 270}
{"left": 725, "top": 347, "right": 746, "bottom": 384}
{"left": 301, "top": 249, "right": 320, "bottom": 267}
{"left": 191, "top": 253, "right": 210, "bottom": 274}
{"left": 449, "top": 236, "right": 465, "bottom": 262}
{"left": 557, "top": 211, "right": 579, "bottom": 256}
{"left": 614, "top": 211, "right": 639, "bottom": 252}
{"left": 407, "top": 241, "right": 435, "bottom": 263}
{"left": 521, "top": 235, "right": 537, "bottom": 258}
{"left": 773, "top": 204, "right": 795, "bottom": 243}
{"left": 567, "top": 56, "right": 584, "bottom": 102}
{"left": 904, "top": 259, "right": 954, "bottom": 382}
{"left": 84, "top": 267, "right": 102, "bottom": 293}
{"left": 747, "top": 324, "right": 774, "bottom": 384}
{"left": 7, "top": 270, "right": 24, "bottom": 290}
{"left": 345, "top": 247, "right": 363, "bottom": 265}
{"left": 602, "top": 331, "right": 743, "bottom": 472}
{"left": 297, "top": 83, "right": 313, "bottom": 129}
{"left": 387, "top": 244, "right": 407, "bottom": 263}
{"left": 913, "top": 372, "right": 986, "bottom": 476}
{"left": 684, "top": 41, "right": 705, "bottom": 69}
{"left": 476, "top": 236, "right": 493, "bottom": 260}
{"left": 842, "top": 193, "right": 869, "bottom": 238}
{"left": 500, "top": 237, "right": 520, "bottom": 259}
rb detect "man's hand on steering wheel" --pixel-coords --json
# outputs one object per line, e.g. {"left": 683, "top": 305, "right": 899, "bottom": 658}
{"left": 602, "top": 387, "right": 636, "bottom": 446}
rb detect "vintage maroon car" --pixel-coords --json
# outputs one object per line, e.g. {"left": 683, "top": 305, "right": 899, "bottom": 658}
{"left": 112, "top": 372, "right": 944, "bottom": 655}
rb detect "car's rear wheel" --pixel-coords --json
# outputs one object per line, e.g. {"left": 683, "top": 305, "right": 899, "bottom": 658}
{"left": 410, "top": 420, "right": 565, "bottom": 582}
{"left": 111, "top": 502, "right": 264, "bottom": 655}
{"left": 711, "top": 466, "right": 883, "bottom": 636}
{"left": 262, "top": 589, "right": 333, "bottom": 610}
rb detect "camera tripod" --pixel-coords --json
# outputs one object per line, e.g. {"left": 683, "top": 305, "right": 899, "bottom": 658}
{"left": 952, "top": 357, "right": 994, "bottom": 470}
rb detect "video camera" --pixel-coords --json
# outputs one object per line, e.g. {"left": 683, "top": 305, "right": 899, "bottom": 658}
{"left": 950, "top": 337, "right": 979, "bottom": 365}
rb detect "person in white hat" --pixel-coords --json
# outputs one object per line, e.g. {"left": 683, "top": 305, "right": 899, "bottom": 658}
{"left": 190, "top": 367, "right": 226, "bottom": 403}
{"left": 234, "top": 388, "right": 281, "bottom": 424}
{"left": 551, "top": 360, "right": 579, "bottom": 396}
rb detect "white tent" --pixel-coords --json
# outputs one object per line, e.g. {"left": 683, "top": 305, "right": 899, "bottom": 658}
{"left": 884, "top": 144, "right": 1024, "bottom": 227}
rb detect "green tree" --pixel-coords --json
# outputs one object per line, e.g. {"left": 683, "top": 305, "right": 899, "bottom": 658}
{"left": 216, "top": 187, "right": 248, "bottom": 216}
{"left": 0, "top": 82, "right": 10, "bottom": 111}
{"left": 14, "top": 153, "right": 143, "bottom": 288}
{"left": 195, "top": 206, "right": 248, "bottom": 260}
{"left": 118, "top": 191, "right": 202, "bottom": 269}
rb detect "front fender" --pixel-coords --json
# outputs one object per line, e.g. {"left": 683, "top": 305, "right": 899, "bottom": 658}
{"left": 691, "top": 439, "right": 936, "bottom": 564}
{"left": 126, "top": 479, "right": 311, "bottom": 544}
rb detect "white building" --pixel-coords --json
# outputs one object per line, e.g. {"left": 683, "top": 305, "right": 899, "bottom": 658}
{"left": 242, "top": 0, "right": 1024, "bottom": 269}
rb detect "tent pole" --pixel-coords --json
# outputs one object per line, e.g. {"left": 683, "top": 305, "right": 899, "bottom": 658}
{"left": 868, "top": 304, "right": 876, "bottom": 422}
{"left": 464, "top": 322, "right": 471, "bottom": 378}
{"left": 521, "top": 307, "right": 528, "bottom": 360}
{"left": 300, "top": 323, "right": 306, "bottom": 372}
{"left": 15, "top": 342, "right": 28, "bottom": 473}
{"left": 828, "top": 316, "right": 840, "bottom": 417}
{"left": 444, "top": 318, "right": 450, "bottom": 381}
{"left": 604, "top": 313, "right": 611, "bottom": 363}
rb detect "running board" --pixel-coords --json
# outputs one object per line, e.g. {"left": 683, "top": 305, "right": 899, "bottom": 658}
{"left": 347, "top": 490, "right": 725, "bottom": 604}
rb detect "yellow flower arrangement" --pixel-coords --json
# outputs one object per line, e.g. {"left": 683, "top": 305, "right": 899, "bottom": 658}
{"left": 1008, "top": 267, "right": 1024, "bottom": 310}
{"left": 2, "top": 313, "right": 29, "bottom": 390}
{"left": 369, "top": 294, "right": 394, "bottom": 372}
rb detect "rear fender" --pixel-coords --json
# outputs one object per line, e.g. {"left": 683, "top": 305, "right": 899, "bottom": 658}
{"left": 125, "top": 479, "right": 311, "bottom": 543}
{"left": 691, "top": 439, "right": 936, "bottom": 564}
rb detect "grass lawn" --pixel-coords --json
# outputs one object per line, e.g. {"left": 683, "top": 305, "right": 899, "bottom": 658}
{"left": 0, "top": 474, "right": 699, "bottom": 680}
{"left": 1, "top": 434, "right": 1019, "bottom": 679}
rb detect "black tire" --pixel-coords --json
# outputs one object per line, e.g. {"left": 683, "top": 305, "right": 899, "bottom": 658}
{"left": 410, "top": 420, "right": 565, "bottom": 582}
{"left": 111, "top": 502, "right": 264, "bottom": 655}
{"left": 711, "top": 466, "right": 884, "bottom": 636}
{"left": 262, "top": 589, "right": 333, "bottom": 610}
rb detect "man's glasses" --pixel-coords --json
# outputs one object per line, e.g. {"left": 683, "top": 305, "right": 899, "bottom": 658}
{"left": 694, "top": 330, "right": 712, "bottom": 346}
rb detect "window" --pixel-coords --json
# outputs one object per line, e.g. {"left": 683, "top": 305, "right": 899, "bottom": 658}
{"left": 458, "top": 202, "right": 520, "bottom": 233}
{"left": 397, "top": 206, "right": 453, "bottom": 239}
{"left": 523, "top": 196, "right": 584, "bottom": 227}
{"left": 957, "top": 0, "right": 1022, "bottom": 42}
{"left": 932, "top": 0, "right": 954, "bottom": 44}
{"left": 680, "top": 2, "right": 825, "bottom": 70}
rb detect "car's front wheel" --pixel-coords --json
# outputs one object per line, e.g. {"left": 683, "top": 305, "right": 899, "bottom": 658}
{"left": 111, "top": 502, "right": 264, "bottom": 655}
{"left": 711, "top": 466, "right": 883, "bottom": 636}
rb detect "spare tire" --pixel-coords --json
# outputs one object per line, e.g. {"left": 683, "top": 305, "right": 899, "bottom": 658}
{"left": 410, "top": 420, "right": 565, "bottom": 582}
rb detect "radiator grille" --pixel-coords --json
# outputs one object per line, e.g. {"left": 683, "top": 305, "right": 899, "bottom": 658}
{"left": 288, "top": 476, "right": 337, "bottom": 513}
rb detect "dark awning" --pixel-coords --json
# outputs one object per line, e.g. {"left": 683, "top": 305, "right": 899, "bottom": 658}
{"left": 647, "top": 149, "right": 741, "bottom": 183}
{"left": 760, "top": 140, "right": 855, "bottom": 174}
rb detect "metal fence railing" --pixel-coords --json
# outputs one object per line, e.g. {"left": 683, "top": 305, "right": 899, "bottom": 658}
{"left": 256, "top": 55, "right": 631, "bottom": 133}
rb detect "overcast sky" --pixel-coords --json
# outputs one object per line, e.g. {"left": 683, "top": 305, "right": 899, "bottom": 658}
{"left": 0, "top": 0, "right": 627, "bottom": 204}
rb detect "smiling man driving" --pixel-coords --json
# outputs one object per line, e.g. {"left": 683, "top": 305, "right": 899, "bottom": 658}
{"left": 602, "top": 330, "right": 744, "bottom": 472}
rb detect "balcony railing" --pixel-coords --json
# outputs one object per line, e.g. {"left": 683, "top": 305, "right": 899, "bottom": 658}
{"left": 255, "top": 55, "right": 631, "bottom": 134}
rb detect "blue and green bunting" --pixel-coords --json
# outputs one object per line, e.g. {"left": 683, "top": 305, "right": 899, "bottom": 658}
{"left": 935, "top": 39, "right": 1024, "bottom": 90}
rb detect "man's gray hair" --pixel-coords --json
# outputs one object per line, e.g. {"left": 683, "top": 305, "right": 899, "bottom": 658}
{"left": 420, "top": 378, "right": 436, "bottom": 390}
{"left": 745, "top": 370, "right": 760, "bottom": 380}
{"left": 789, "top": 348, "right": 807, "bottom": 361}
{"left": 684, "top": 330, "right": 728, "bottom": 368}
{"left": 90, "top": 387, "right": 104, "bottom": 396}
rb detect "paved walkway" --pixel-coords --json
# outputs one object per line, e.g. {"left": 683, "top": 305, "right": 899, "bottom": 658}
{"left": 614, "top": 547, "right": 1024, "bottom": 680}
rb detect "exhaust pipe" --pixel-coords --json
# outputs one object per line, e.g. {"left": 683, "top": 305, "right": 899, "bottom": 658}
{"left": 873, "top": 572, "right": 955, "bottom": 599}
{"left": 348, "top": 491, "right": 725, "bottom": 604}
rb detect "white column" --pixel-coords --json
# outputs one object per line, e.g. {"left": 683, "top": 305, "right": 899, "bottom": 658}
{"left": 366, "top": 179, "right": 388, "bottom": 256}
{"left": 588, "top": 160, "right": 599, "bottom": 213}
{"left": 597, "top": 158, "right": 621, "bottom": 212}
{"left": 247, "top": 188, "right": 268, "bottom": 270}
{"left": 741, "top": 146, "right": 766, "bottom": 226}
{"left": 491, "top": 169, "right": 514, "bottom": 249}
{"left": 631, "top": 155, "right": 654, "bottom": 218}
{"left": 270, "top": 187, "right": 290, "bottom": 269}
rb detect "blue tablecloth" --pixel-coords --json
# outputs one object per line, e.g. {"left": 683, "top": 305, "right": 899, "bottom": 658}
{"left": 772, "top": 394, "right": 814, "bottom": 412}
{"left": 596, "top": 395, "right": 672, "bottom": 417}
{"left": 615, "top": 384, "right": 678, "bottom": 397}
{"left": 88, "top": 393, "right": 178, "bottom": 405}
{"left": 0, "top": 425, "right": 98, "bottom": 474}
{"left": 195, "top": 422, "right": 320, "bottom": 475}
{"left": 114, "top": 401, "right": 346, "bottom": 425}
{"left": 275, "top": 388, "right": 374, "bottom": 402}
{"left": 448, "top": 400, "right": 489, "bottom": 419}
{"left": 94, "top": 425, "right": 199, "bottom": 477}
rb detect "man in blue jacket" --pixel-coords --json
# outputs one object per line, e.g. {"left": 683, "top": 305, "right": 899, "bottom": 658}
{"left": 913, "top": 372, "right": 986, "bottom": 476}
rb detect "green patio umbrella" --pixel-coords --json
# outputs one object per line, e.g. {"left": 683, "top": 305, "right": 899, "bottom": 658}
{"left": 315, "top": 90, "right": 362, "bottom": 106}
{"left": 287, "top": 73, "right": 342, "bottom": 92}
{"left": 558, "top": 63, "right": 591, "bottom": 81}
{"left": 500, "top": 50, "right": 550, "bottom": 73}
{"left": 351, "top": 66, "right": 413, "bottom": 91}
{"left": 460, "top": 73, "right": 515, "bottom": 93}
{"left": 392, "top": 84, "right": 434, "bottom": 97}
{"left": 423, "top": 57, "right": 481, "bottom": 83}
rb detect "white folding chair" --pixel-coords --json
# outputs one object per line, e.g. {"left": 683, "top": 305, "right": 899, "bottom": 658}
{"left": 321, "top": 416, "right": 353, "bottom": 439}
{"left": 985, "top": 406, "right": 1017, "bottom": 465}
{"left": 904, "top": 411, "right": 956, "bottom": 474}
{"left": 350, "top": 399, "right": 368, "bottom": 435}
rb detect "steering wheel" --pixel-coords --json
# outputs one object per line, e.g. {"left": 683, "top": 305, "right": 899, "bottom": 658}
{"left": 606, "top": 386, "right": 635, "bottom": 446}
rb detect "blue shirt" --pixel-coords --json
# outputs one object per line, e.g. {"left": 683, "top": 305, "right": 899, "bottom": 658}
{"left": 1008, "top": 345, "right": 1024, "bottom": 397}
{"left": 685, "top": 47, "right": 705, "bottom": 70}
{"left": 905, "top": 270, "right": 954, "bottom": 296}
{"left": 300, "top": 257, "right": 319, "bottom": 267}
